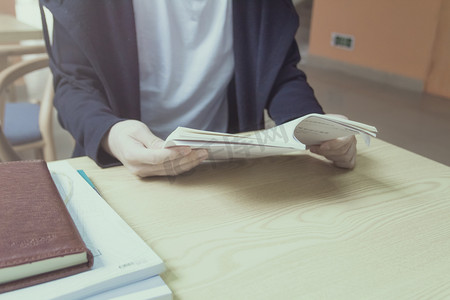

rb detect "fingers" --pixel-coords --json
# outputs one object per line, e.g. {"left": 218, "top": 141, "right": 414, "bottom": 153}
{"left": 128, "top": 149, "right": 209, "bottom": 177}
{"left": 325, "top": 113, "right": 348, "bottom": 120}
{"left": 130, "top": 144, "right": 191, "bottom": 165}
{"left": 309, "top": 135, "right": 357, "bottom": 169}
{"left": 125, "top": 132, "right": 209, "bottom": 176}
{"left": 161, "top": 149, "right": 209, "bottom": 176}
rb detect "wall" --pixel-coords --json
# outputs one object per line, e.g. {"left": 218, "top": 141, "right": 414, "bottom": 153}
{"left": 425, "top": 0, "right": 450, "bottom": 99}
{"left": 0, "top": 0, "right": 15, "bottom": 15}
{"left": 308, "top": 0, "right": 448, "bottom": 97}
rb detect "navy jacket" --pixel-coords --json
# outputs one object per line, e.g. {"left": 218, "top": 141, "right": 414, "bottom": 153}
{"left": 40, "top": 0, "right": 323, "bottom": 166}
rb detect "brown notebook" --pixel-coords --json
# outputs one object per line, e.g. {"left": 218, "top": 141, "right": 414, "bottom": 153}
{"left": 0, "top": 160, "right": 93, "bottom": 294}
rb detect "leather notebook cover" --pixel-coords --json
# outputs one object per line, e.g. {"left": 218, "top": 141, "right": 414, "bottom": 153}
{"left": 0, "top": 160, "right": 93, "bottom": 294}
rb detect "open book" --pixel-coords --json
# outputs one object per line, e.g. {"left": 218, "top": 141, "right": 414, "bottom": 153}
{"left": 164, "top": 113, "right": 377, "bottom": 160}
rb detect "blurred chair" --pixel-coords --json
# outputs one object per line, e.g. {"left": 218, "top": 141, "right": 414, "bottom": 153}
{"left": 0, "top": 55, "right": 56, "bottom": 162}
{"left": 0, "top": 44, "right": 47, "bottom": 70}
{"left": 0, "top": 44, "right": 47, "bottom": 102}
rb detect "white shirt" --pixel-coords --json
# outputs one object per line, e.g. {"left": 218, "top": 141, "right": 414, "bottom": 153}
{"left": 133, "top": 0, "right": 234, "bottom": 139}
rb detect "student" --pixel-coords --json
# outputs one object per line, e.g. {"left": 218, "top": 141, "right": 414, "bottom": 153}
{"left": 40, "top": 0, "right": 356, "bottom": 176}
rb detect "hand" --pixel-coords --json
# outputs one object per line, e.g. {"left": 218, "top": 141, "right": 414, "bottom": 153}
{"left": 309, "top": 135, "right": 357, "bottom": 169}
{"left": 101, "top": 120, "right": 209, "bottom": 177}
{"left": 308, "top": 114, "right": 357, "bottom": 169}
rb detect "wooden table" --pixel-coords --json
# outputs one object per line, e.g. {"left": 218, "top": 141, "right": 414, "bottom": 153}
{"left": 0, "top": 14, "right": 42, "bottom": 43}
{"left": 69, "top": 137, "right": 450, "bottom": 299}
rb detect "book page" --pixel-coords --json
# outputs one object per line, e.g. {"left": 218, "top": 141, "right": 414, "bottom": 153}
{"left": 294, "top": 116, "right": 359, "bottom": 145}
{"left": 293, "top": 114, "right": 377, "bottom": 146}
{"left": 85, "top": 276, "right": 172, "bottom": 300}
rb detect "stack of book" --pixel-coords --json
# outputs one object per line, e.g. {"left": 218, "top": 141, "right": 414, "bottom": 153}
{"left": 0, "top": 160, "right": 172, "bottom": 299}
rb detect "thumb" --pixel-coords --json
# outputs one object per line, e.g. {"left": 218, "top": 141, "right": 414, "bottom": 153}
{"left": 325, "top": 113, "right": 348, "bottom": 120}
{"left": 136, "top": 129, "right": 192, "bottom": 156}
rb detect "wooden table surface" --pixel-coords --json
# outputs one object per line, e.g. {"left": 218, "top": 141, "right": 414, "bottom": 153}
{"left": 69, "top": 137, "right": 450, "bottom": 299}
{"left": 0, "top": 14, "right": 42, "bottom": 43}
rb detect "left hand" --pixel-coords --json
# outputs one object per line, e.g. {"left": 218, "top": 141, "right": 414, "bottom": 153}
{"left": 309, "top": 135, "right": 357, "bottom": 169}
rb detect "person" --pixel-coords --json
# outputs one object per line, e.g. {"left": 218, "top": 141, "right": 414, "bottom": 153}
{"left": 39, "top": 0, "right": 357, "bottom": 177}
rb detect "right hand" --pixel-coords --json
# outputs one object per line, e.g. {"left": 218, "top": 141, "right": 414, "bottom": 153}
{"left": 101, "top": 120, "right": 209, "bottom": 177}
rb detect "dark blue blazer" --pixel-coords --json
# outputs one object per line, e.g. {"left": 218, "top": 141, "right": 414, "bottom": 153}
{"left": 40, "top": 0, "right": 323, "bottom": 166}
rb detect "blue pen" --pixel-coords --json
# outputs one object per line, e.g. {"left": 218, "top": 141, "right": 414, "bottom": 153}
{"left": 77, "top": 169, "right": 100, "bottom": 195}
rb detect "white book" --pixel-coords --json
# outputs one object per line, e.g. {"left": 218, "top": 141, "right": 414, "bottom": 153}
{"left": 86, "top": 276, "right": 172, "bottom": 300}
{"left": 164, "top": 113, "right": 377, "bottom": 160}
{"left": 2, "top": 161, "right": 168, "bottom": 300}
